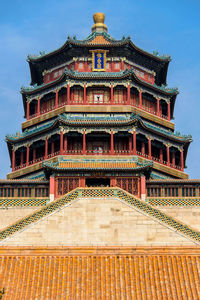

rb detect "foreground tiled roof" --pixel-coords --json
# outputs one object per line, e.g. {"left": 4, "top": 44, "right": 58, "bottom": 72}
{"left": 0, "top": 187, "right": 200, "bottom": 244}
{"left": 0, "top": 247, "right": 199, "bottom": 299}
{"left": 43, "top": 158, "right": 152, "bottom": 172}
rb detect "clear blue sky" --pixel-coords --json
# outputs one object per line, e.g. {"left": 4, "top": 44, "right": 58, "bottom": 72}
{"left": 0, "top": 0, "right": 199, "bottom": 178}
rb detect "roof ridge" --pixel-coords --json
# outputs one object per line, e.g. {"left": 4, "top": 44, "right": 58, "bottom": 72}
{"left": 0, "top": 187, "right": 199, "bottom": 244}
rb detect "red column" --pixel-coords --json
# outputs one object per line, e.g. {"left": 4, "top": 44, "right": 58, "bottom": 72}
{"left": 83, "top": 85, "right": 87, "bottom": 105}
{"left": 80, "top": 177, "right": 85, "bottom": 187}
{"left": 55, "top": 90, "right": 58, "bottom": 108}
{"left": 172, "top": 151, "right": 175, "bottom": 167}
{"left": 37, "top": 97, "right": 40, "bottom": 116}
{"left": 83, "top": 131, "right": 86, "bottom": 154}
{"left": 167, "top": 145, "right": 170, "bottom": 166}
{"left": 12, "top": 149, "right": 15, "bottom": 171}
{"left": 156, "top": 98, "right": 160, "bottom": 116}
{"left": 33, "top": 148, "right": 36, "bottom": 162}
{"left": 167, "top": 102, "right": 171, "bottom": 121}
{"left": 127, "top": 85, "right": 130, "bottom": 105}
{"left": 140, "top": 176, "right": 146, "bottom": 200}
{"left": 51, "top": 142, "right": 55, "bottom": 155}
{"left": 27, "top": 101, "right": 30, "bottom": 120}
{"left": 180, "top": 150, "right": 184, "bottom": 171}
{"left": 50, "top": 176, "right": 55, "bottom": 202}
{"left": 141, "top": 141, "right": 145, "bottom": 155}
{"left": 160, "top": 148, "right": 163, "bottom": 163}
{"left": 67, "top": 84, "right": 70, "bottom": 105}
{"left": 110, "top": 131, "right": 114, "bottom": 155}
{"left": 64, "top": 135, "right": 67, "bottom": 153}
{"left": 133, "top": 131, "right": 137, "bottom": 155}
{"left": 139, "top": 90, "right": 142, "bottom": 108}
{"left": 26, "top": 145, "right": 29, "bottom": 167}
{"left": 129, "top": 135, "right": 132, "bottom": 154}
{"left": 60, "top": 131, "right": 64, "bottom": 155}
{"left": 20, "top": 151, "right": 23, "bottom": 167}
{"left": 148, "top": 139, "right": 151, "bottom": 160}
{"left": 45, "top": 138, "right": 48, "bottom": 159}
{"left": 110, "top": 85, "right": 114, "bottom": 105}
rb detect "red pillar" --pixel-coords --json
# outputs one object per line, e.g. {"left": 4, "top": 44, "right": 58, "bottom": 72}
{"left": 110, "top": 131, "right": 114, "bottom": 155}
{"left": 50, "top": 176, "right": 55, "bottom": 201}
{"left": 55, "top": 90, "right": 58, "bottom": 108}
{"left": 141, "top": 141, "right": 145, "bottom": 155}
{"left": 20, "top": 151, "right": 23, "bottom": 167}
{"left": 156, "top": 98, "right": 160, "bottom": 116}
{"left": 37, "top": 97, "right": 40, "bottom": 116}
{"left": 83, "top": 131, "right": 86, "bottom": 154}
{"left": 64, "top": 135, "right": 67, "bottom": 153}
{"left": 26, "top": 145, "right": 29, "bottom": 167}
{"left": 180, "top": 150, "right": 184, "bottom": 171}
{"left": 167, "top": 145, "right": 170, "bottom": 166}
{"left": 60, "top": 131, "right": 64, "bottom": 155}
{"left": 127, "top": 85, "right": 130, "bottom": 105}
{"left": 12, "top": 149, "right": 15, "bottom": 171}
{"left": 110, "top": 85, "right": 114, "bottom": 105}
{"left": 27, "top": 101, "right": 30, "bottom": 120}
{"left": 140, "top": 176, "right": 146, "bottom": 201}
{"left": 167, "top": 102, "right": 171, "bottom": 121}
{"left": 133, "top": 131, "right": 137, "bottom": 155}
{"left": 67, "top": 84, "right": 70, "bottom": 105}
{"left": 45, "top": 138, "right": 48, "bottom": 159}
{"left": 148, "top": 139, "right": 152, "bottom": 160}
{"left": 80, "top": 177, "right": 85, "bottom": 187}
{"left": 139, "top": 90, "right": 142, "bottom": 108}
{"left": 83, "top": 85, "right": 87, "bottom": 105}
{"left": 159, "top": 148, "right": 163, "bottom": 163}
{"left": 172, "top": 151, "right": 175, "bottom": 167}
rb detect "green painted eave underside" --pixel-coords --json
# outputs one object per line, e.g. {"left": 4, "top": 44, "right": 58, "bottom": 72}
{"left": 6, "top": 113, "right": 192, "bottom": 142}
{"left": 21, "top": 69, "right": 178, "bottom": 95}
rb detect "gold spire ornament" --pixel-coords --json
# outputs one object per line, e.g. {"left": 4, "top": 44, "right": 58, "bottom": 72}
{"left": 92, "top": 12, "right": 108, "bottom": 33}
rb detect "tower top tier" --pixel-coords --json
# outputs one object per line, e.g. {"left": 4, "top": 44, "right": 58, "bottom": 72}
{"left": 92, "top": 12, "right": 108, "bottom": 33}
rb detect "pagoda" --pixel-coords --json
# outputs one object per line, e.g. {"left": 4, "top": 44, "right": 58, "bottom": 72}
{"left": 5, "top": 12, "right": 192, "bottom": 201}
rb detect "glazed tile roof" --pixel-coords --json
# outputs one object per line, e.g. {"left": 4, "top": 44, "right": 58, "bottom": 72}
{"left": 21, "top": 68, "right": 177, "bottom": 95}
{"left": 6, "top": 113, "right": 191, "bottom": 143}
{"left": 0, "top": 187, "right": 200, "bottom": 244}
{"left": 43, "top": 158, "right": 153, "bottom": 172}
{"left": 0, "top": 247, "right": 199, "bottom": 299}
{"left": 146, "top": 197, "right": 200, "bottom": 206}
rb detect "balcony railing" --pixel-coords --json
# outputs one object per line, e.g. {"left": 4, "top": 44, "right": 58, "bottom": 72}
{"left": 28, "top": 99, "right": 170, "bottom": 122}
{"left": 14, "top": 149, "right": 182, "bottom": 172}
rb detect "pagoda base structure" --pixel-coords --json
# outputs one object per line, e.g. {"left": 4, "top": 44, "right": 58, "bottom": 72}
{"left": 0, "top": 12, "right": 199, "bottom": 299}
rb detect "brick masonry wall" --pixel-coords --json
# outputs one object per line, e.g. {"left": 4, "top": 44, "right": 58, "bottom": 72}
{"left": 1, "top": 197, "right": 196, "bottom": 246}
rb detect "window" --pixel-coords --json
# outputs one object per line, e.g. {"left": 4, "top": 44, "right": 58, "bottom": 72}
{"left": 106, "top": 63, "right": 109, "bottom": 69}
{"left": 94, "top": 94, "right": 103, "bottom": 104}
{"left": 115, "top": 62, "right": 120, "bottom": 69}
{"left": 79, "top": 62, "right": 83, "bottom": 69}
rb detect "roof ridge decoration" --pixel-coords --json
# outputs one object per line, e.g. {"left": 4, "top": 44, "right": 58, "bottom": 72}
{"left": 0, "top": 187, "right": 200, "bottom": 244}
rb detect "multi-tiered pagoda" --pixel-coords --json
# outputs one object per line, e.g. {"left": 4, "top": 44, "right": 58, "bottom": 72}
{"left": 6, "top": 13, "right": 192, "bottom": 200}
{"left": 1, "top": 13, "right": 200, "bottom": 298}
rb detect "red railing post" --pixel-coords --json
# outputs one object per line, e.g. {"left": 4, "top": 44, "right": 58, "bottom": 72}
{"left": 83, "top": 85, "right": 87, "bottom": 104}
{"left": 133, "top": 130, "right": 137, "bottom": 155}
{"left": 139, "top": 90, "right": 142, "bottom": 108}
{"left": 127, "top": 84, "right": 130, "bottom": 105}
{"left": 110, "top": 84, "right": 114, "bottom": 105}
{"left": 180, "top": 149, "right": 184, "bottom": 171}
{"left": 83, "top": 131, "right": 86, "bottom": 154}
{"left": 45, "top": 138, "right": 48, "bottom": 160}
{"left": 148, "top": 138, "right": 152, "bottom": 160}
{"left": 166, "top": 145, "right": 170, "bottom": 166}
{"left": 55, "top": 89, "right": 58, "bottom": 108}
{"left": 37, "top": 97, "right": 40, "bottom": 116}
{"left": 67, "top": 84, "right": 70, "bottom": 105}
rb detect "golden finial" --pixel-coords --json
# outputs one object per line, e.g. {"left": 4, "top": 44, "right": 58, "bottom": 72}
{"left": 92, "top": 12, "right": 107, "bottom": 33}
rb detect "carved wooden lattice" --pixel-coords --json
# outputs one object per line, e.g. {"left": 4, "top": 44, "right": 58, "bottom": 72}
{"left": 57, "top": 177, "right": 79, "bottom": 196}
{"left": 116, "top": 177, "right": 139, "bottom": 196}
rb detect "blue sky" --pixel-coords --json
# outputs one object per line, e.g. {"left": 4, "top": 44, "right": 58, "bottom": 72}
{"left": 0, "top": 0, "right": 199, "bottom": 178}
